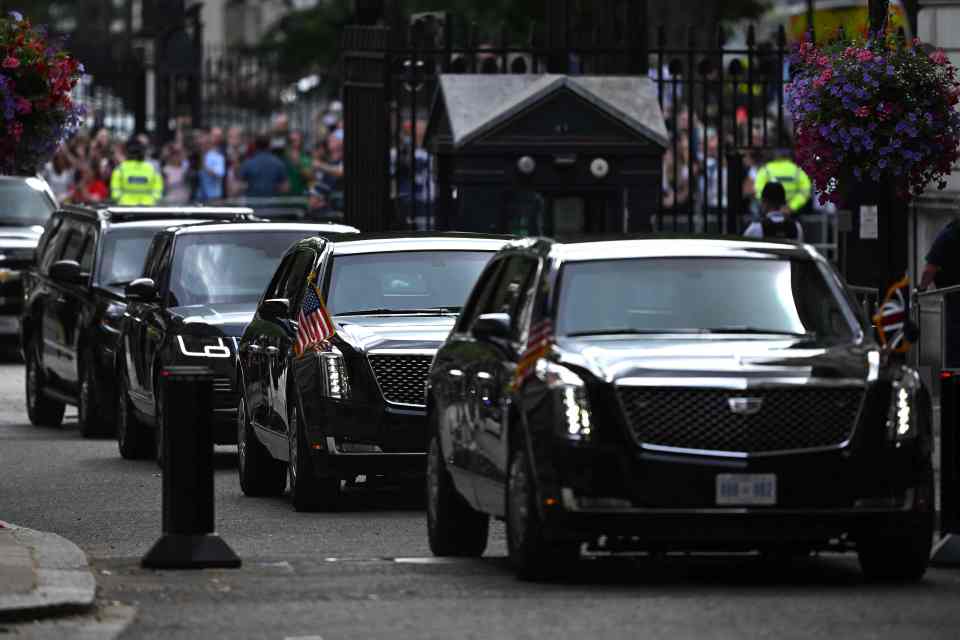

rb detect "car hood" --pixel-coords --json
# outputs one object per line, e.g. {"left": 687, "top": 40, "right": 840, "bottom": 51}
{"left": 336, "top": 314, "right": 456, "bottom": 353}
{"left": 553, "top": 335, "right": 872, "bottom": 384}
{"left": 169, "top": 304, "right": 256, "bottom": 337}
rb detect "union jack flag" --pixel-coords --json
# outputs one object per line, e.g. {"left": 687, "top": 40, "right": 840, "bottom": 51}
{"left": 512, "top": 319, "right": 553, "bottom": 390}
{"left": 295, "top": 277, "right": 335, "bottom": 356}
{"left": 873, "top": 275, "right": 912, "bottom": 353}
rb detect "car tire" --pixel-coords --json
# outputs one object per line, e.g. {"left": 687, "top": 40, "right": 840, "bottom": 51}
{"left": 25, "top": 339, "right": 65, "bottom": 428}
{"left": 426, "top": 435, "right": 489, "bottom": 557}
{"left": 237, "top": 394, "right": 286, "bottom": 497}
{"left": 117, "top": 369, "right": 154, "bottom": 460}
{"left": 506, "top": 435, "right": 579, "bottom": 581}
{"left": 287, "top": 397, "right": 339, "bottom": 512}
{"left": 858, "top": 481, "right": 934, "bottom": 583}
{"left": 78, "top": 352, "right": 114, "bottom": 438}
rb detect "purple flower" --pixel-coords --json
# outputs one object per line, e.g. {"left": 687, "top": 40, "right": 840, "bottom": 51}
{"left": 879, "top": 146, "right": 893, "bottom": 155}
{"left": 863, "top": 137, "right": 875, "bottom": 150}
{"left": 878, "top": 158, "right": 888, "bottom": 169}
{"left": 853, "top": 167, "right": 863, "bottom": 179}
{"left": 887, "top": 65, "right": 895, "bottom": 75}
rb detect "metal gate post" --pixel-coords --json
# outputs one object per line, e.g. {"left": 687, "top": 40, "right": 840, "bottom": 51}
{"left": 142, "top": 365, "right": 241, "bottom": 569}
{"left": 932, "top": 370, "right": 960, "bottom": 564}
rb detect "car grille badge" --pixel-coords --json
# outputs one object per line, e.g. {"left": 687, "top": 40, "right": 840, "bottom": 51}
{"left": 727, "top": 397, "right": 764, "bottom": 416}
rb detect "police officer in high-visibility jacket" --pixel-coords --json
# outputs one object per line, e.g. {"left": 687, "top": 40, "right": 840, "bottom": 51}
{"left": 753, "top": 150, "right": 812, "bottom": 215}
{"left": 110, "top": 138, "right": 163, "bottom": 205}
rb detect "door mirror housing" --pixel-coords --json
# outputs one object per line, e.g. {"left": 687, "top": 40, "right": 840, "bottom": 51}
{"left": 48, "top": 259, "right": 85, "bottom": 285}
{"left": 260, "top": 298, "right": 291, "bottom": 321}
{"left": 473, "top": 313, "right": 512, "bottom": 342}
{"left": 125, "top": 278, "right": 158, "bottom": 303}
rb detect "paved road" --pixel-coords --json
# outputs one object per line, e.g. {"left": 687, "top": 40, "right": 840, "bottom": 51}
{"left": 2, "top": 360, "right": 960, "bottom": 639}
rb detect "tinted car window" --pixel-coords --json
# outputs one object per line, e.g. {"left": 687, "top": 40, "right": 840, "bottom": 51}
{"left": 60, "top": 222, "right": 96, "bottom": 272}
{"left": 456, "top": 258, "right": 504, "bottom": 332}
{"left": 476, "top": 256, "right": 538, "bottom": 339}
{"left": 167, "top": 231, "right": 314, "bottom": 307}
{"left": 97, "top": 227, "right": 160, "bottom": 287}
{"left": 283, "top": 249, "right": 317, "bottom": 304}
{"left": 555, "top": 258, "right": 856, "bottom": 341}
{"left": 326, "top": 251, "right": 493, "bottom": 315}
{"left": 37, "top": 215, "right": 65, "bottom": 273}
{"left": 0, "top": 178, "right": 56, "bottom": 227}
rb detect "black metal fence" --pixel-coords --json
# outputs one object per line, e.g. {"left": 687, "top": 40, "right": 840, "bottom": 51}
{"left": 365, "top": 18, "right": 838, "bottom": 255}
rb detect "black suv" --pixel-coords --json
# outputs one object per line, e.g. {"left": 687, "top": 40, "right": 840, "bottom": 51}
{"left": 116, "top": 221, "right": 359, "bottom": 462}
{"left": 427, "top": 237, "right": 934, "bottom": 582}
{"left": 236, "top": 233, "right": 507, "bottom": 511}
{"left": 21, "top": 205, "right": 255, "bottom": 437}
{"left": 0, "top": 176, "right": 57, "bottom": 347}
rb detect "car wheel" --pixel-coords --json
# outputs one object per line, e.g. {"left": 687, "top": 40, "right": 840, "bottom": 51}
{"left": 25, "top": 339, "right": 64, "bottom": 428}
{"left": 858, "top": 481, "right": 934, "bottom": 583}
{"left": 117, "top": 371, "right": 154, "bottom": 460}
{"left": 287, "top": 397, "right": 339, "bottom": 512}
{"left": 78, "top": 353, "right": 114, "bottom": 438}
{"left": 506, "top": 436, "right": 578, "bottom": 581}
{"left": 426, "top": 435, "right": 488, "bottom": 557}
{"left": 237, "top": 394, "right": 286, "bottom": 497}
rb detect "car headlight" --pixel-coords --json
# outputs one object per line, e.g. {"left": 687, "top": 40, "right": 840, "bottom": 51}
{"left": 536, "top": 360, "right": 592, "bottom": 440}
{"left": 887, "top": 367, "right": 920, "bottom": 441}
{"left": 319, "top": 345, "right": 350, "bottom": 400}
{"left": 176, "top": 335, "right": 232, "bottom": 359}
{"left": 99, "top": 302, "right": 126, "bottom": 333}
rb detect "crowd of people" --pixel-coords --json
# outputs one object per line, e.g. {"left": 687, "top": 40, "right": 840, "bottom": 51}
{"left": 39, "top": 107, "right": 347, "bottom": 216}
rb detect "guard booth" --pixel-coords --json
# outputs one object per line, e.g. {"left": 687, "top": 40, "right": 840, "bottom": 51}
{"left": 425, "top": 75, "right": 667, "bottom": 236}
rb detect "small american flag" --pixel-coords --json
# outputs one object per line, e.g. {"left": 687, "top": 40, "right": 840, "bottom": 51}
{"left": 512, "top": 319, "right": 553, "bottom": 390}
{"left": 295, "top": 277, "right": 335, "bottom": 356}
{"left": 873, "top": 275, "right": 911, "bottom": 353}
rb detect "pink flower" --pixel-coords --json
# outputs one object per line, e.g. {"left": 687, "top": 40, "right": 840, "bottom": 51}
{"left": 14, "top": 97, "right": 30, "bottom": 115}
{"left": 819, "top": 68, "right": 833, "bottom": 83}
{"left": 857, "top": 49, "right": 874, "bottom": 63}
{"left": 11, "top": 121, "right": 23, "bottom": 141}
{"left": 816, "top": 55, "right": 829, "bottom": 67}
{"left": 855, "top": 106, "right": 871, "bottom": 118}
{"left": 2, "top": 56, "right": 19, "bottom": 69}
{"left": 931, "top": 50, "right": 950, "bottom": 66}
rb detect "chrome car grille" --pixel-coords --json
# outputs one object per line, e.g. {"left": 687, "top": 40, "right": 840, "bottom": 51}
{"left": 368, "top": 354, "right": 433, "bottom": 406}
{"left": 212, "top": 377, "right": 233, "bottom": 394}
{"left": 617, "top": 386, "right": 864, "bottom": 455}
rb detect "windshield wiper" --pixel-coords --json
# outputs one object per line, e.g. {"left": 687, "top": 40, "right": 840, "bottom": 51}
{"left": 566, "top": 328, "right": 709, "bottom": 337}
{"left": 337, "top": 307, "right": 461, "bottom": 317}
{"left": 703, "top": 326, "right": 817, "bottom": 338}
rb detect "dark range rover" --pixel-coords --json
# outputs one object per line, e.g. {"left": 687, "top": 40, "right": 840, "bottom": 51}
{"left": 426, "top": 237, "right": 934, "bottom": 581}
{"left": 116, "top": 221, "right": 358, "bottom": 462}
{"left": 236, "top": 234, "right": 508, "bottom": 511}
{"left": 21, "top": 205, "right": 254, "bottom": 436}
{"left": 0, "top": 176, "right": 57, "bottom": 347}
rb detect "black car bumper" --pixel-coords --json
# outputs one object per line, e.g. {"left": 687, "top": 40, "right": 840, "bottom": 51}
{"left": 304, "top": 400, "right": 427, "bottom": 480}
{"left": 535, "top": 440, "right": 932, "bottom": 549}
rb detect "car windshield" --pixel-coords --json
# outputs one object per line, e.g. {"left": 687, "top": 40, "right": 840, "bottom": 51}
{"left": 327, "top": 251, "right": 494, "bottom": 315}
{"left": 97, "top": 227, "right": 160, "bottom": 287}
{"left": 0, "top": 179, "right": 56, "bottom": 227}
{"left": 556, "top": 257, "right": 856, "bottom": 341}
{"left": 168, "top": 231, "right": 311, "bottom": 307}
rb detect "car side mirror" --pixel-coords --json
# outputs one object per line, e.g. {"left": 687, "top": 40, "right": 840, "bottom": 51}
{"left": 125, "top": 278, "right": 158, "bottom": 303}
{"left": 260, "top": 298, "right": 291, "bottom": 321}
{"left": 49, "top": 259, "right": 86, "bottom": 285}
{"left": 473, "top": 312, "right": 512, "bottom": 342}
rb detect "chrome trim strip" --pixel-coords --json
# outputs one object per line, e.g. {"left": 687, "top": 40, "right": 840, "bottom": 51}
{"left": 615, "top": 377, "right": 866, "bottom": 389}
{"left": 639, "top": 441, "right": 851, "bottom": 459}
{"left": 324, "top": 437, "right": 424, "bottom": 456}
{"left": 368, "top": 349, "right": 437, "bottom": 357}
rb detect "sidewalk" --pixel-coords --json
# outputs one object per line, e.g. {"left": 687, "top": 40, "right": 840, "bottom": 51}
{"left": 0, "top": 520, "right": 96, "bottom": 621}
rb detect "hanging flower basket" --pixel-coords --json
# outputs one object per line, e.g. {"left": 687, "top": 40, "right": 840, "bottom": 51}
{"left": 0, "top": 11, "right": 83, "bottom": 175}
{"left": 787, "top": 29, "right": 960, "bottom": 204}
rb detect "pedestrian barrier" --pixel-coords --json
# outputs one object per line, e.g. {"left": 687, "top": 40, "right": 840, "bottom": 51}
{"left": 141, "top": 365, "right": 241, "bottom": 569}
{"left": 913, "top": 286, "right": 960, "bottom": 565}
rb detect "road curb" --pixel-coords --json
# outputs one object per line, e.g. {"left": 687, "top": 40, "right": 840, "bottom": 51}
{"left": 0, "top": 520, "right": 96, "bottom": 622}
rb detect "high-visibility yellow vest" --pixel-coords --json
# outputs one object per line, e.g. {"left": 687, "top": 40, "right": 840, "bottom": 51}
{"left": 754, "top": 159, "right": 813, "bottom": 213}
{"left": 110, "top": 160, "right": 164, "bottom": 206}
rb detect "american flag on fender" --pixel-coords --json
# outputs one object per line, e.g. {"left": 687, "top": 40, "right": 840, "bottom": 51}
{"left": 295, "top": 279, "right": 336, "bottom": 356}
{"left": 512, "top": 319, "right": 553, "bottom": 390}
{"left": 873, "top": 275, "right": 911, "bottom": 353}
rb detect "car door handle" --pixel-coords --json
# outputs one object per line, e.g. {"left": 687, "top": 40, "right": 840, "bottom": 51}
{"left": 265, "top": 346, "right": 280, "bottom": 355}
{"left": 246, "top": 344, "right": 262, "bottom": 354}
{"left": 54, "top": 296, "right": 68, "bottom": 304}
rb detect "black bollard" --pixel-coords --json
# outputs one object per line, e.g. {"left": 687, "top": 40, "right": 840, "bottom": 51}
{"left": 142, "top": 365, "right": 241, "bottom": 569}
{"left": 932, "top": 370, "right": 960, "bottom": 565}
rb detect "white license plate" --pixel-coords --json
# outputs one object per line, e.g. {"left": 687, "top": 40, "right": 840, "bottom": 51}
{"left": 716, "top": 473, "right": 777, "bottom": 506}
